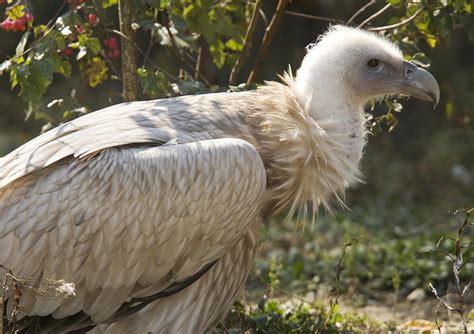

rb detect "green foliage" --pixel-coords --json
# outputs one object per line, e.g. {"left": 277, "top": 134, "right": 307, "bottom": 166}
{"left": 253, "top": 211, "right": 473, "bottom": 301}
{"left": 221, "top": 299, "right": 375, "bottom": 333}
{"left": 0, "top": 0, "right": 472, "bottom": 126}
{"left": 0, "top": 0, "right": 472, "bottom": 330}
{"left": 177, "top": 1, "right": 246, "bottom": 68}
{"left": 137, "top": 67, "right": 171, "bottom": 98}
{"left": 0, "top": 0, "right": 251, "bottom": 119}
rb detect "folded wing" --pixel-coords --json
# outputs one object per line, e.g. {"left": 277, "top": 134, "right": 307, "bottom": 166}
{"left": 0, "top": 137, "right": 266, "bottom": 331}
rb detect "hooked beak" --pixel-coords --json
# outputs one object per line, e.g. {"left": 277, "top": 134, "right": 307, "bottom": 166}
{"left": 397, "top": 60, "right": 440, "bottom": 107}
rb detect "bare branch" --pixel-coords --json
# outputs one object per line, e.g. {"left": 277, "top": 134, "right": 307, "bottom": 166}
{"left": 284, "top": 10, "right": 345, "bottom": 24}
{"left": 258, "top": 8, "right": 268, "bottom": 27}
{"left": 195, "top": 45, "right": 203, "bottom": 81}
{"left": 358, "top": 3, "right": 391, "bottom": 29}
{"left": 368, "top": 6, "right": 425, "bottom": 32}
{"left": 229, "top": 0, "right": 262, "bottom": 85}
{"left": 429, "top": 283, "right": 456, "bottom": 311}
{"left": 247, "top": 0, "right": 288, "bottom": 84}
{"left": 347, "top": 0, "right": 376, "bottom": 25}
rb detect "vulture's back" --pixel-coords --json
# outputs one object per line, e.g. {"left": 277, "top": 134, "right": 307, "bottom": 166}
{"left": 0, "top": 92, "right": 267, "bottom": 332}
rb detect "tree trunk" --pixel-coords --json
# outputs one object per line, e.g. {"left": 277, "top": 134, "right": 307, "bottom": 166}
{"left": 118, "top": 0, "right": 138, "bottom": 101}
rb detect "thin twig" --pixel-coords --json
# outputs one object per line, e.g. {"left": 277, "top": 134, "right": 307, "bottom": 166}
{"left": 428, "top": 210, "right": 473, "bottom": 334}
{"left": 331, "top": 240, "right": 355, "bottom": 306}
{"left": 258, "top": 8, "right": 268, "bottom": 27}
{"left": 194, "top": 45, "right": 203, "bottom": 81}
{"left": 162, "top": 10, "right": 186, "bottom": 73}
{"left": 368, "top": 6, "right": 425, "bottom": 31}
{"left": 347, "top": 0, "right": 376, "bottom": 25}
{"left": 247, "top": 0, "right": 288, "bottom": 84}
{"left": 358, "top": 3, "right": 391, "bottom": 29}
{"left": 229, "top": 0, "right": 262, "bottom": 85}
{"left": 108, "top": 29, "right": 177, "bottom": 81}
{"left": 142, "top": 7, "right": 158, "bottom": 69}
{"left": 285, "top": 10, "right": 345, "bottom": 24}
{"left": 161, "top": 10, "right": 211, "bottom": 87}
{"left": 16, "top": 0, "right": 68, "bottom": 59}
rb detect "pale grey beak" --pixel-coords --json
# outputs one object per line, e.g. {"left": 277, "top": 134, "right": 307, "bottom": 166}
{"left": 399, "top": 60, "right": 440, "bottom": 107}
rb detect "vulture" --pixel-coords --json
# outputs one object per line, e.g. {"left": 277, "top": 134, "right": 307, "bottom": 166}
{"left": 0, "top": 25, "right": 439, "bottom": 333}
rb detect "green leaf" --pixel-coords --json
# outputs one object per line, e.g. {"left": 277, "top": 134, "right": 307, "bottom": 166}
{"left": 424, "top": 34, "right": 437, "bottom": 48}
{"left": 414, "top": 11, "right": 430, "bottom": 31}
{"left": 52, "top": 53, "right": 72, "bottom": 77}
{"left": 388, "top": 0, "right": 403, "bottom": 7}
{"left": 411, "top": 52, "right": 431, "bottom": 67}
{"left": 101, "top": 0, "right": 118, "bottom": 9}
{"left": 80, "top": 56, "right": 108, "bottom": 87}
{"left": 78, "top": 35, "right": 102, "bottom": 56}
{"left": 6, "top": 5, "right": 25, "bottom": 20}
{"left": 16, "top": 31, "right": 30, "bottom": 57}
{"left": 137, "top": 67, "right": 172, "bottom": 98}
{"left": 0, "top": 60, "right": 12, "bottom": 75}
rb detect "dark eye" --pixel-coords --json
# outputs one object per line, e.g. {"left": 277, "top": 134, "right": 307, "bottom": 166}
{"left": 367, "top": 59, "right": 380, "bottom": 68}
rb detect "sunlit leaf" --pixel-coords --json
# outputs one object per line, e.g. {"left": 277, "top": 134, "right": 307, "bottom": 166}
{"left": 445, "top": 99, "right": 454, "bottom": 120}
{"left": 101, "top": 0, "right": 118, "bottom": 9}
{"left": 80, "top": 57, "right": 108, "bottom": 87}
{"left": 16, "top": 31, "right": 29, "bottom": 57}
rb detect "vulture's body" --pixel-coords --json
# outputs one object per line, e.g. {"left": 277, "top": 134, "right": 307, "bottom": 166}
{"left": 0, "top": 26, "right": 439, "bottom": 333}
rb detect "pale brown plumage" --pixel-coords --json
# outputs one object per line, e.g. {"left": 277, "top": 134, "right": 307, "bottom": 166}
{"left": 0, "top": 25, "right": 439, "bottom": 333}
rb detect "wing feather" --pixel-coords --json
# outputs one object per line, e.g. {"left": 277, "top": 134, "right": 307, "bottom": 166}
{"left": 0, "top": 92, "right": 253, "bottom": 189}
{"left": 0, "top": 138, "right": 266, "bottom": 324}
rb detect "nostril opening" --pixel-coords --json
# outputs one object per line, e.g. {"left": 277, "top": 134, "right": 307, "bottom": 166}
{"left": 406, "top": 69, "right": 413, "bottom": 75}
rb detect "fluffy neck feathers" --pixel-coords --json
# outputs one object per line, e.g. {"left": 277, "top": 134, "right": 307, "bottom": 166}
{"left": 248, "top": 73, "right": 367, "bottom": 219}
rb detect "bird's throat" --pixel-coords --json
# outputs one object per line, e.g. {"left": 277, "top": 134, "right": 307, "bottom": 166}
{"left": 247, "top": 75, "right": 366, "bottom": 218}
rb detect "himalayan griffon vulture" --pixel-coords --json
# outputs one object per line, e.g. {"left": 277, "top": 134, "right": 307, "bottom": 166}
{"left": 0, "top": 26, "right": 439, "bottom": 333}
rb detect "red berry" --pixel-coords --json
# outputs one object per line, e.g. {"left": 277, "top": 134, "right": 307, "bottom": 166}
{"left": 25, "top": 13, "right": 34, "bottom": 22}
{"left": 104, "top": 37, "right": 118, "bottom": 50}
{"left": 1, "top": 18, "right": 13, "bottom": 31}
{"left": 14, "top": 19, "right": 24, "bottom": 31}
{"left": 76, "top": 25, "right": 84, "bottom": 34}
{"left": 62, "top": 47, "right": 73, "bottom": 57}
{"left": 88, "top": 13, "right": 97, "bottom": 26}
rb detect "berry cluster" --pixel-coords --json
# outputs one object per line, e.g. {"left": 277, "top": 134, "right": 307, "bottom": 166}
{"left": 104, "top": 37, "right": 120, "bottom": 58}
{"left": 0, "top": 13, "right": 33, "bottom": 32}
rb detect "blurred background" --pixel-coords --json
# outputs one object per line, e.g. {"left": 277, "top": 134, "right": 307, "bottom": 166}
{"left": 0, "top": 0, "right": 473, "bottom": 331}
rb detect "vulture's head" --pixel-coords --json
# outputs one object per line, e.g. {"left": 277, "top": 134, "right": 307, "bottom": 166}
{"left": 295, "top": 25, "right": 440, "bottom": 118}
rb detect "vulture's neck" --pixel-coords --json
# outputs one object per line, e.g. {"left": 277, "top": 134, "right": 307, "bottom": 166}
{"left": 247, "top": 74, "right": 366, "bottom": 219}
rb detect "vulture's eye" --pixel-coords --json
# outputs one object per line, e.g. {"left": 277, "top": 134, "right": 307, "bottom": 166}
{"left": 367, "top": 59, "right": 380, "bottom": 68}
